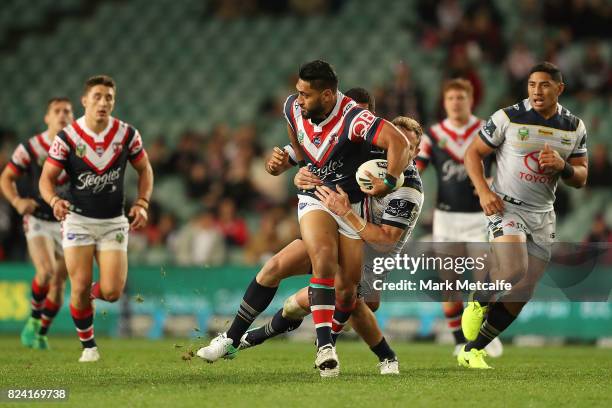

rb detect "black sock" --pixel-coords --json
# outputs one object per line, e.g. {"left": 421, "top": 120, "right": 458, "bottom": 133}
{"left": 370, "top": 337, "right": 396, "bottom": 362}
{"left": 465, "top": 302, "right": 516, "bottom": 351}
{"left": 245, "top": 308, "right": 303, "bottom": 346}
{"left": 226, "top": 278, "right": 278, "bottom": 347}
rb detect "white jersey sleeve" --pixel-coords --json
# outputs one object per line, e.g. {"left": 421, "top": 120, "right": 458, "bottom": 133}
{"left": 569, "top": 119, "right": 588, "bottom": 158}
{"left": 479, "top": 109, "right": 509, "bottom": 148}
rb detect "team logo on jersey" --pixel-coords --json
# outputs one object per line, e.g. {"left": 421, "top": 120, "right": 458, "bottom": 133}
{"left": 560, "top": 135, "right": 571, "bottom": 145}
{"left": 76, "top": 143, "right": 87, "bottom": 158}
{"left": 297, "top": 130, "right": 306, "bottom": 145}
{"left": 313, "top": 136, "right": 321, "bottom": 146}
{"left": 113, "top": 142, "right": 123, "bottom": 153}
{"left": 438, "top": 138, "right": 448, "bottom": 148}
{"left": 518, "top": 127, "right": 529, "bottom": 141}
{"left": 95, "top": 145, "right": 105, "bottom": 156}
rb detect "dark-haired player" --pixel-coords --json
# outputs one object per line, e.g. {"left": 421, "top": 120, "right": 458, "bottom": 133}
{"left": 234, "top": 116, "right": 423, "bottom": 376}
{"left": 0, "top": 97, "right": 73, "bottom": 350}
{"left": 285, "top": 60, "right": 411, "bottom": 377}
{"left": 415, "top": 79, "right": 502, "bottom": 358}
{"left": 39, "top": 75, "right": 154, "bottom": 362}
{"left": 198, "top": 81, "right": 412, "bottom": 377}
{"left": 460, "top": 62, "right": 588, "bottom": 368}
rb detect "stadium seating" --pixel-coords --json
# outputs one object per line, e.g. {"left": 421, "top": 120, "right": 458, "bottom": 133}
{"left": 0, "top": 0, "right": 608, "bottom": 248}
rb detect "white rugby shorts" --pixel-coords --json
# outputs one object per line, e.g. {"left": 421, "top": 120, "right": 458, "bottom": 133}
{"left": 62, "top": 212, "right": 129, "bottom": 251}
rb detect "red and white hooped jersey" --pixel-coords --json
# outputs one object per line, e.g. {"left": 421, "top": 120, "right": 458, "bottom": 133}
{"left": 8, "top": 131, "right": 69, "bottom": 221}
{"left": 416, "top": 115, "right": 493, "bottom": 212}
{"left": 47, "top": 116, "right": 145, "bottom": 219}
{"left": 284, "top": 91, "right": 385, "bottom": 203}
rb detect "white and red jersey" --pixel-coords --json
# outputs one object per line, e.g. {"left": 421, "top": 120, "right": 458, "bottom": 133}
{"left": 416, "top": 115, "right": 493, "bottom": 212}
{"left": 8, "top": 131, "right": 69, "bottom": 221}
{"left": 47, "top": 116, "right": 145, "bottom": 219}
{"left": 284, "top": 91, "right": 385, "bottom": 203}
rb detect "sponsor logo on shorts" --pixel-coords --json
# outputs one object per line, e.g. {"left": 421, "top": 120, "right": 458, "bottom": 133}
{"left": 298, "top": 201, "right": 317, "bottom": 210}
{"left": 115, "top": 232, "right": 125, "bottom": 243}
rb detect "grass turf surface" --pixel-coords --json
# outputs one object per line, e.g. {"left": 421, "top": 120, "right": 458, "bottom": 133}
{"left": 0, "top": 336, "right": 610, "bottom": 407}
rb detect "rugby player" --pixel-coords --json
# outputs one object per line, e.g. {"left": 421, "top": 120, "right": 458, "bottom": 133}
{"left": 415, "top": 79, "right": 502, "bottom": 357}
{"left": 0, "top": 97, "right": 73, "bottom": 350}
{"left": 284, "top": 60, "right": 411, "bottom": 376}
{"left": 39, "top": 75, "right": 154, "bottom": 362}
{"left": 198, "top": 89, "right": 417, "bottom": 376}
{"left": 459, "top": 62, "right": 588, "bottom": 368}
{"left": 236, "top": 116, "right": 423, "bottom": 376}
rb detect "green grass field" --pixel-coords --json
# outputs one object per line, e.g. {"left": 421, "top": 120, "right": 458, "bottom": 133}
{"left": 0, "top": 336, "right": 610, "bottom": 407}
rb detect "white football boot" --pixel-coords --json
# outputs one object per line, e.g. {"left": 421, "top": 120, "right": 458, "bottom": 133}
{"left": 315, "top": 345, "right": 339, "bottom": 377}
{"left": 196, "top": 333, "right": 238, "bottom": 363}
{"left": 79, "top": 347, "right": 100, "bottom": 362}
{"left": 378, "top": 358, "right": 399, "bottom": 375}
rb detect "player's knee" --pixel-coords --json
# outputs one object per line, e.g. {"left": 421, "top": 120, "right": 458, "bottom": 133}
{"left": 35, "top": 262, "right": 54, "bottom": 283}
{"left": 257, "top": 255, "right": 285, "bottom": 286}
{"left": 499, "top": 261, "right": 528, "bottom": 284}
{"left": 366, "top": 301, "right": 380, "bottom": 312}
{"left": 310, "top": 246, "right": 337, "bottom": 278}
{"left": 102, "top": 289, "right": 122, "bottom": 303}
{"left": 283, "top": 294, "right": 309, "bottom": 320}
{"left": 335, "top": 286, "right": 357, "bottom": 307}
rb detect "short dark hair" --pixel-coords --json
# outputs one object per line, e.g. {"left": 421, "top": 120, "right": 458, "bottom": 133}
{"left": 83, "top": 75, "right": 116, "bottom": 95}
{"left": 345, "top": 87, "right": 375, "bottom": 112}
{"left": 298, "top": 60, "right": 338, "bottom": 92}
{"left": 46, "top": 97, "right": 71, "bottom": 110}
{"left": 528, "top": 62, "right": 563, "bottom": 83}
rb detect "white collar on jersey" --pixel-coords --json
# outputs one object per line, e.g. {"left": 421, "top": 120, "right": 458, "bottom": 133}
{"left": 523, "top": 98, "right": 563, "bottom": 115}
{"left": 307, "top": 91, "right": 345, "bottom": 131}
{"left": 76, "top": 116, "right": 115, "bottom": 139}
{"left": 442, "top": 114, "right": 480, "bottom": 133}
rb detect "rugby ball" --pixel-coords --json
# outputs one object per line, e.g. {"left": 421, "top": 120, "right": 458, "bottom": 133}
{"left": 356, "top": 159, "right": 404, "bottom": 191}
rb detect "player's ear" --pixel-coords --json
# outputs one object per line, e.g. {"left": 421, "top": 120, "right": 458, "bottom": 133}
{"left": 81, "top": 94, "right": 87, "bottom": 109}
{"left": 557, "top": 82, "right": 565, "bottom": 97}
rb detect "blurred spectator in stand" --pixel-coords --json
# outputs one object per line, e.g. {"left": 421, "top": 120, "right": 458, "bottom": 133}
{"left": 185, "top": 161, "right": 211, "bottom": 199}
{"left": 588, "top": 144, "right": 612, "bottom": 189}
{"left": 147, "top": 137, "right": 171, "bottom": 178}
{"left": 174, "top": 209, "right": 225, "bottom": 266}
{"left": 506, "top": 40, "right": 537, "bottom": 100}
{"left": 377, "top": 62, "right": 425, "bottom": 123}
{"left": 585, "top": 213, "right": 612, "bottom": 243}
{"left": 250, "top": 146, "right": 290, "bottom": 206}
{"left": 438, "top": 44, "right": 484, "bottom": 118}
{"left": 216, "top": 197, "right": 248, "bottom": 247}
{"left": 574, "top": 40, "right": 611, "bottom": 100}
{"left": 243, "top": 210, "right": 285, "bottom": 265}
{"left": 168, "top": 131, "right": 200, "bottom": 177}
{"left": 224, "top": 140, "right": 258, "bottom": 209}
